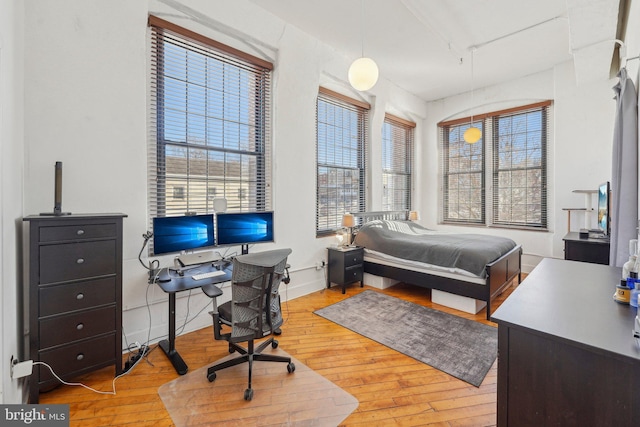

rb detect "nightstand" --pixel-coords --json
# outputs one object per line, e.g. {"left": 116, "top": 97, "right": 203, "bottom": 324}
{"left": 327, "top": 246, "right": 364, "bottom": 294}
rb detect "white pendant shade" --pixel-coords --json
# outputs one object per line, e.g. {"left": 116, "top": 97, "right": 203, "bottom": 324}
{"left": 463, "top": 126, "right": 482, "bottom": 144}
{"left": 348, "top": 57, "right": 379, "bottom": 91}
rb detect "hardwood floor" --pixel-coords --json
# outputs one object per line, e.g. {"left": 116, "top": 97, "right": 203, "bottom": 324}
{"left": 39, "top": 278, "right": 521, "bottom": 426}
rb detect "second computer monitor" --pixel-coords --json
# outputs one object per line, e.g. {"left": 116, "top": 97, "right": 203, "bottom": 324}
{"left": 216, "top": 211, "right": 274, "bottom": 251}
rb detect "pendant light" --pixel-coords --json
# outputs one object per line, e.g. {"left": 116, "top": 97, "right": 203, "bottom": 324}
{"left": 348, "top": 0, "right": 378, "bottom": 91}
{"left": 463, "top": 47, "right": 481, "bottom": 144}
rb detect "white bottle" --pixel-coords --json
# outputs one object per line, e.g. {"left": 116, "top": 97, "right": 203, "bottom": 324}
{"left": 623, "top": 239, "right": 638, "bottom": 279}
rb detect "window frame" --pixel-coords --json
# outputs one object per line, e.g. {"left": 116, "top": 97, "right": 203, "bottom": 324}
{"left": 438, "top": 101, "right": 551, "bottom": 230}
{"left": 316, "top": 87, "right": 369, "bottom": 237}
{"left": 382, "top": 113, "right": 415, "bottom": 212}
{"left": 148, "top": 16, "right": 273, "bottom": 224}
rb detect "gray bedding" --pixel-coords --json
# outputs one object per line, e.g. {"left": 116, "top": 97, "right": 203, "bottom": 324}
{"left": 352, "top": 220, "right": 517, "bottom": 278}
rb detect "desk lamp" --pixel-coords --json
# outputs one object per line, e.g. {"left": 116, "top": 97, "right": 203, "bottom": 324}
{"left": 342, "top": 213, "right": 355, "bottom": 246}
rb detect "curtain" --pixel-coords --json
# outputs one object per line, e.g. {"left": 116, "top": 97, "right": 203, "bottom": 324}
{"left": 610, "top": 67, "right": 638, "bottom": 267}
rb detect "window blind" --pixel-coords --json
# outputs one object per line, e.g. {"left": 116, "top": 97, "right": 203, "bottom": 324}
{"left": 492, "top": 105, "right": 548, "bottom": 228}
{"left": 148, "top": 16, "right": 272, "bottom": 225}
{"left": 316, "top": 88, "right": 369, "bottom": 236}
{"left": 438, "top": 101, "right": 550, "bottom": 230}
{"left": 382, "top": 114, "right": 415, "bottom": 212}
{"left": 439, "top": 121, "right": 486, "bottom": 224}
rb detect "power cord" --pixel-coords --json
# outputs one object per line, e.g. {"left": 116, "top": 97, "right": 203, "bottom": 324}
{"left": 33, "top": 349, "right": 151, "bottom": 397}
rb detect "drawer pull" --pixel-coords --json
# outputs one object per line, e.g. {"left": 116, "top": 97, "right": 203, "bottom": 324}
{"left": 76, "top": 258, "right": 85, "bottom": 264}
{"left": 76, "top": 353, "right": 84, "bottom": 361}
{"left": 76, "top": 323, "right": 84, "bottom": 330}
{"left": 76, "top": 229, "right": 85, "bottom": 236}
{"left": 76, "top": 293, "right": 84, "bottom": 300}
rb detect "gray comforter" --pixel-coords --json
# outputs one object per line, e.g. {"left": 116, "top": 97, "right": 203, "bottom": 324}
{"left": 352, "top": 220, "right": 517, "bottom": 278}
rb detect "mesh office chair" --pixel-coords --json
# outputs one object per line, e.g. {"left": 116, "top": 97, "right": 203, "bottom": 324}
{"left": 207, "top": 248, "right": 294, "bottom": 401}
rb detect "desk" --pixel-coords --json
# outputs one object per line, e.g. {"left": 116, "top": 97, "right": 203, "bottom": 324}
{"left": 155, "top": 265, "right": 232, "bottom": 375}
{"left": 491, "top": 258, "right": 640, "bottom": 426}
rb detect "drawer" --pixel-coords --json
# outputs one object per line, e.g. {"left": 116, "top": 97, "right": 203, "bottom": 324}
{"left": 40, "top": 305, "right": 115, "bottom": 349}
{"left": 39, "top": 240, "right": 116, "bottom": 283}
{"left": 37, "top": 334, "right": 116, "bottom": 384}
{"left": 343, "top": 249, "right": 364, "bottom": 268}
{"left": 39, "top": 223, "right": 117, "bottom": 243}
{"left": 345, "top": 264, "right": 363, "bottom": 283}
{"left": 39, "top": 277, "right": 116, "bottom": 316}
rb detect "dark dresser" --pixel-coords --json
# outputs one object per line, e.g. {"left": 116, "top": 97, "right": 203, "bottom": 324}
{"left": 491, "top": 258, "right": 640, "bottom": 426}
{"left": 23, "top": 213, "right": 126, "bottom": 403}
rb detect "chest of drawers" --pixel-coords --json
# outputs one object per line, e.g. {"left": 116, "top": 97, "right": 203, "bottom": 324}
{"left": 23, "top": 214, "right": 126, "bottom": 403}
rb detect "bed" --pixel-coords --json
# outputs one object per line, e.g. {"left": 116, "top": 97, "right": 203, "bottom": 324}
{"left": 351, "top": 211, "right": 522, "bottom": 320}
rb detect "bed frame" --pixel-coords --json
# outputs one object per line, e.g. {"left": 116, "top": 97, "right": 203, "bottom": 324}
{"left": 353, "top": 211, "right": 522, "bottom": 320}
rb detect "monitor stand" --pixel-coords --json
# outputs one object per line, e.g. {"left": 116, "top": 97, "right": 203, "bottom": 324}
{"left": 241, "top": 244, "right": 249, "bottom": 255}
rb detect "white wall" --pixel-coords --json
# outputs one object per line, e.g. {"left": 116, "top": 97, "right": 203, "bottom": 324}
{"left": 1, "top": 0, "right": 25, "bottom": 404}
{"left": 421, "top": 61, "right": 617, "bottom": 272}
{"left": 21, "top": 0, "right": 427, "bottom": 354}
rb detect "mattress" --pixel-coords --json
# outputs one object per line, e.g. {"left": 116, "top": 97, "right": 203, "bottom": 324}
{"left": 353, "top": 220, "right": 517, "bottom": 278}
{"left": 363, "top": 248, "right": 486, "bottom": 285}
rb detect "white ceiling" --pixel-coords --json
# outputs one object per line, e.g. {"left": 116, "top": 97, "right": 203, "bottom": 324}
{"left": 249, "top": 0, "right": 622, "bottom": 101}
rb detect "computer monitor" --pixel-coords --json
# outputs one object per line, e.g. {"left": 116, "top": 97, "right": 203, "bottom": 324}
{"left": 216, "top": 211, "right": 274, "bottom": 254}
{"left": 152, "top": 214, "right": 215, "bottom": 255}
{"left": 597, "top": 181, "right": 610, "bottom": 236}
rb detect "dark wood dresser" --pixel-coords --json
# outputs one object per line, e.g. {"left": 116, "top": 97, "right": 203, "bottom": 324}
{"left": 563, "top": 231, "right": 610, "bottom": 264}
{"left": 23, "top": 213, "right": 126, "bottom": 403}
{"left": 491, "top": 258, "right": 640, "bottom": 426}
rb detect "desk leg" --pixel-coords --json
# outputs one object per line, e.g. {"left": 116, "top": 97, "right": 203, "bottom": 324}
{"left": 158, "top": 292, "right": 189, "bottom": 375}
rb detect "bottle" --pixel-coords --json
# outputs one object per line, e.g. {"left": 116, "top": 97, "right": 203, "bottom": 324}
{"left": 632, "top": 282, "right": 640, "bottom": 308}
{"left": 623, "top": 239, "right": 638, "bottom": 279}
{"left": 615, "top": 279, "right": 631, "bottom": 304}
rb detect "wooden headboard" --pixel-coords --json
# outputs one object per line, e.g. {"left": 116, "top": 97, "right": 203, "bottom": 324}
{"left": 352, "top": 210, "right": 409, "bottom": 226}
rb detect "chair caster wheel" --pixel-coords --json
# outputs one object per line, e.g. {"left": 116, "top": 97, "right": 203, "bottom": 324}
{"left": 207, "top": 372, "right": 216, "bottom": 382}
{"left": 272, "top": 339, "right": 278, "bottom": 349}
{"left": 287, "top": 362, "right": 295, "bottom": 373}
{"left": 244, "top": 388, "right": 253, "bottom": 401}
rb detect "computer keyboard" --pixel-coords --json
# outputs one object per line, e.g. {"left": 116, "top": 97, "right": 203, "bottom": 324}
{"left": 192, "top": 270, "right": 227, "bottom": 281}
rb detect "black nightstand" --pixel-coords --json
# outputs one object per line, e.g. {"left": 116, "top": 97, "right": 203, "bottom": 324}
{"left": 327, "top": 246, "right": 364, "bottom": 294}
{"left": 563, "top": 232, "right": 610, "bottom": 265}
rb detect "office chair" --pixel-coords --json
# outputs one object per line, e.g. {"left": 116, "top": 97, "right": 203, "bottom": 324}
{"left": 207, "top": 248, "right": 294, "bottom": 401}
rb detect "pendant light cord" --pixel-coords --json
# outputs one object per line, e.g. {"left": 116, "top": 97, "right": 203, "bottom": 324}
{"left": 470, "top": 47, "right": 476, "bottom": 126}
{"left": 360, "top": 0, "right": 365, "bottom": 57}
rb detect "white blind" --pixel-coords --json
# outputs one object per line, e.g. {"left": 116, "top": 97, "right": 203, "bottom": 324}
{"left": 382, "top": 114, "right": 415, "bottom": 212}
{"left": 316, "top": 88, "right": 369, "bottom": 236}
{"left": 148, "top": 17, "right": 272, "bottom": 223}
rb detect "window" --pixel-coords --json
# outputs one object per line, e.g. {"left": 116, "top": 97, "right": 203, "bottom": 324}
{"left": 493, "top": 107, "right": 547, "bottom": 227}
{"left": 316, "top": 88, "right": 369, "bottom": 236}
{"left": 382, "top": 114, "right": 415, "bottom": 212}
{"left": 148, "top": 16, "right": 272, "bottom": 221}
{"left": 440, "top": 121, "right": 485, "bottom": 224}
{"left": 438, "top": 101, "right": 550, "bottom": 229}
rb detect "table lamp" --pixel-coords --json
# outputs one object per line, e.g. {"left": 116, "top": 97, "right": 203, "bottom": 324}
{"left": 342, "top": 213, "right": 355, "bottom": 246}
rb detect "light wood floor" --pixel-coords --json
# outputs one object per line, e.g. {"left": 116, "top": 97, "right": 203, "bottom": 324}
{"left": 39, "top": 278, "right": 522, "bottom": 426}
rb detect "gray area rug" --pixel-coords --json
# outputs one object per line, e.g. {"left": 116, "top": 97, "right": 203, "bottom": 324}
{"left": 314, "top": 290, "right": 497, "bottom": 387}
